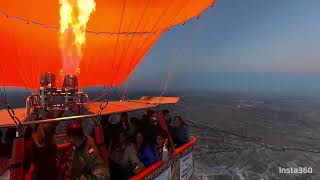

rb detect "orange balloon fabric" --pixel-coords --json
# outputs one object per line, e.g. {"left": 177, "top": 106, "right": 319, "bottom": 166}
{"left": 0, "top": 0, "right": 214, "bottom": 89}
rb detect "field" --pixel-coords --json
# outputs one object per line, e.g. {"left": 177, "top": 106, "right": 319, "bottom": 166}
{"left": 165, "top": 92, "right": 320, "bottom": 180}
{"left": 1, "top": 90, "right": 320, "bottom": 179}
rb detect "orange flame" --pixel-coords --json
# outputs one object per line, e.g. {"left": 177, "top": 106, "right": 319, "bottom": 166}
{"left": 59, "top": 0, "right": 96, "bottom": 75}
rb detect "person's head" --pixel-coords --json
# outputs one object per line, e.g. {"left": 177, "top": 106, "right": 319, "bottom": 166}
{"left": 114, "top": 130, "right": 127, "bottom": 146}
{"left": 173, "top": 116, "right": 187, "bottom": 127}
{"left": 120, "top": 112, "right": 130, "bottom": 130}
{"left": 120, "top": 112, "right": 128, "bottom": 121}
{"left": 147, "top": 111, "right": 158, "bottom": 125}
{"left": 162, "top": 109, "right": 171, "bottom": 122}
{"left": 129, "top": 117, "right": 140, "bottom": 130}
{"left": 66, "top": 123, "right": 85, "bottom": 147}
{"left": 155, "top": 131, "right": 167, "bottom": 146}
{"left": 142, "top": 114, "right": 147, "bottom": 120}
{"left": 135, "top": 131, "right": 145, "bottom": 145}
{"left": 24, "top": 126, "right": 33, "bottom": 139}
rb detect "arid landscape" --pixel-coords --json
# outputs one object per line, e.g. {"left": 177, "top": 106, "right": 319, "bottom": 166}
{"left": 1, "top": 90, "right": 320, "bottom": 179}
{"left": 166, "top": 92, "right": 320, "bottom": 180}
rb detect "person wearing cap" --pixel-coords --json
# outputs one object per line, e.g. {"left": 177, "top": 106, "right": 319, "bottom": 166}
{"left": 66, "top": 123, "right": 109, "bottom": 180}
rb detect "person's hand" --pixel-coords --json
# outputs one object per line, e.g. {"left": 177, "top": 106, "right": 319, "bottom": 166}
{"left": 132, "top": 163, "right": 140, "bottom": 173}
{"left": 133, "top": 162, "right": 145, "bottom": 174}
{"left": 132, "top": 162, "right": 145, "bottom": 174}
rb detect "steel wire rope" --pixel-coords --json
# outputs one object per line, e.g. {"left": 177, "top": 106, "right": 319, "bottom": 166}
{"left": 111, "top": 0, "right": 152, "bottom": 87}
{"left": 159, "top": 9, "right": 211, "bottom": 103}
{"left": 0, "top": 10, "right": 154, "bottom": 35}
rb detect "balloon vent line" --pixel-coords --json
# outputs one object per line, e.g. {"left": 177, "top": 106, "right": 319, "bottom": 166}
{"left": 0, "top": 10, "right": 154, "bottom": 35}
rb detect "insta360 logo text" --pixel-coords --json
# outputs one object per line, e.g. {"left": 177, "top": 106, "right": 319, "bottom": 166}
{"left": 279, "top": 167, "right": 312, "bottom": 174}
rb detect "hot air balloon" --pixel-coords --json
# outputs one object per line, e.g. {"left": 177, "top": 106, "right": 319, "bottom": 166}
{"left": 0, "top": 1, "right": 214, "bottom": 179}
{"left": 0, "top": 0, "right": 214, "bottom": 89}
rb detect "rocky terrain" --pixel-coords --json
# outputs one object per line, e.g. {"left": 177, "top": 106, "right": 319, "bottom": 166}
{"left": 166, "top": 93, "right": 320, "bottom": 180}
{"left": 1, "top": 89, "right": 320, "bottom": 179}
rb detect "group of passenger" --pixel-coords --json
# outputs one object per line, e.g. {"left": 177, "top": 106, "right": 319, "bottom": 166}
{"left": 0, "top": 109, "right": 190, "bottom": 180}
{"left": 103, "top": 109, "right": 190, "bottom": 179}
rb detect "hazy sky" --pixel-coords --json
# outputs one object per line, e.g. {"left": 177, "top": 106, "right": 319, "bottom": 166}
{"left": 129, "top": 0, "right": 320, "bottom": 95}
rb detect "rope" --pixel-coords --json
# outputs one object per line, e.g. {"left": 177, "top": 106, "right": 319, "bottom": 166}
{"left": 0, "top": 60, "right": 22, "bottom": 130}
{"left": 0, "top": 62, "right": 9, "bottom": 107}
{"left": 97, "top": 98, "right": 109, "bottom": 120}
{"left": 125, "top": 0, "right": 175, "bottom": 73}
{"left": 110, "top": 0, "right": 128, "bottom": 86}
{"left": 110, "top": 0, "right": 152, "bottom": 86}
{"left": 121, "top": 82, "right": 127, "bottom": 101}
{"left": 159, "top": 10, "right": 211, "bottom": 100}
{"left": 88, "top": 86, "right": 113, "bottom": 103}
{"left": 6, "top": 105, "right": 21, "bottom": 128}
{"left": 0, "top": 10, "right": 154, "bottom": 35}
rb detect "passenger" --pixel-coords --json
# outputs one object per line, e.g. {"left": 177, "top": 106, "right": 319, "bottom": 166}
{"left": 143, "top": 110, "right": 154, "bottom": 127}
{"left": 32, "top": 111, "right": 64, "bottom": 179}
{"left": 171, "top": 116, "right": 191, "bottom": 147}
{"left": 162, "top": 109, "right": 172, "bottom": 125}
{"left": 153, "top": 131, "right": 171, "bottom": 162}
{"left": 134, "top": 131, "right": 156, "bottom": 167}
{"left": 120, "top": 112, "right": 129, "bottom": 131}
{"left": 150, "top": 111, "right": 160, "bottom": 127}
{"left": 100, "top": 115, "right": 122, "bottom": 147}
{"left": 23, "top": 126, "right": 33, "bottom": 174}
{"left": 0, "top": 129, "right": 5, "bottom": 157}
{"left": 109, "top": 131, "right": 144, "bottom": 180}
{"left": 139, "top": 114, "right": 150, "bottom": 136}
{"left": 141, "top": 114, "right": 148, "bottom": 124}
{"left": 145, "top": 110, "right": 162, "bottom": 143}
{"left": 32, "top": 123, "right": 58, "bottom": 180}
{"left": 146, "top": 110, "right": 153, "bottom": 119}
{"left": 4, "top": 127, "right": 16, "bottom": 159}
{"left": 162, "top": 109, "right": 174, "bottom": 137}
{"left": 66, "top": 123, "right": 108, "bottom": 180}
{"left": 99, "top": 115, "right": 114, "bottom": 147}
{"left": 126, "top": 117, "right": 140, "bottom": 138}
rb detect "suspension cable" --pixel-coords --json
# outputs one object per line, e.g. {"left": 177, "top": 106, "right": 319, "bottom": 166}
{"left": 110, "top": 0, "right": 128, "bottom": 85}
{"left": 121, "top": 82, "right": 128, "bottom": 101}
{"left": 0, "top": 64, "right": 8, "bottom": 107}
{"left": 0, "top": 63, "right": 20, "bottom": 130}
{"left": 88, "top": 86, "right": 112, "bottom": 103}
{"left": 0, "top": 10, "right": 154, "bottom": 36}
{"left": 159, "top": 10, "right": 211, "bottom": 100}
{"left": 111, "top": 0, "right": 152, "bottom": 86}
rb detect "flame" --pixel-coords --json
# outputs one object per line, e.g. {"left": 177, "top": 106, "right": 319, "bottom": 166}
{"left": 59, "top": 0, "right": 96, "bottom": 75}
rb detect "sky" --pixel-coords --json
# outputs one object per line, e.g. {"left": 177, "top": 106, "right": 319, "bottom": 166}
{"left": 129, "top": 0, "right": 320, "bottom": 95}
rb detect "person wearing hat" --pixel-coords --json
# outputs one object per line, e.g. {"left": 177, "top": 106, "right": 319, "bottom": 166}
{"left": 66, "top": 123, "right": 109, "bottom": 180}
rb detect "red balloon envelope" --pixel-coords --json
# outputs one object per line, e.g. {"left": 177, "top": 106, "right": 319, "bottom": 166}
{"left": 0, "top": 0, "right": 214, "bottom": 89}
